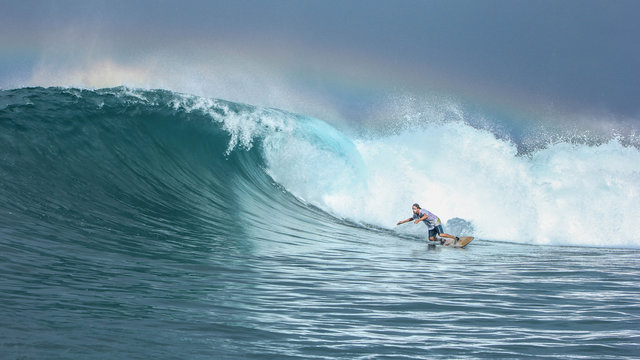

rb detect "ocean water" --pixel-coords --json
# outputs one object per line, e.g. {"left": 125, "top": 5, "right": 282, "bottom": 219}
{"left": 1, "top": 87, "right": 639, "bottom": 359}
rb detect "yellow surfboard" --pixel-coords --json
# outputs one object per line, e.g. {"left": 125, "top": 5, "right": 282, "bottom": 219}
{"left": 440, "top": 236, "right": 474, "bottom": 248}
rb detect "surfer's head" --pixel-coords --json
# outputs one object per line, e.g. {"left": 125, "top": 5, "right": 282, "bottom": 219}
{"left": 412, "top": 203, "right": 421, "bottom": 214}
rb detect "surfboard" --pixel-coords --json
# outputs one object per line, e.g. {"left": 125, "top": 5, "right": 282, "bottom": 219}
{"left": 440, "top": 236, "right": 474, "bottom": 248}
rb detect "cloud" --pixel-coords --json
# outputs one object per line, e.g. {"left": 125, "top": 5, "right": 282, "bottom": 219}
{"left": 30, "top": 59, "right": 152, "bottom": 88}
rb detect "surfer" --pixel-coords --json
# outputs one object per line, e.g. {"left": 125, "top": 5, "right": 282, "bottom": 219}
{"left": 397, "top": 203, "right": 459, "bottom": 243}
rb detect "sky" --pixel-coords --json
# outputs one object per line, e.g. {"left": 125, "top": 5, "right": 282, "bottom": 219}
{"left": 1, "top": 0, "right": 639, "bottom": 127}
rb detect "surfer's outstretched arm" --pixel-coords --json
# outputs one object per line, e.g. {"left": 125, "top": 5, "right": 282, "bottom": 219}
{"left": 414, "top": 214, "right": 427, "bottom": 224}
{"left": 396, "top": 218, "right": 413, "bottom": 225}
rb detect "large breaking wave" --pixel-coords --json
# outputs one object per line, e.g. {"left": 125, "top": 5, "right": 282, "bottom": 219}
{"left": 1, "top": 87, "right": 638, "bottom": 248}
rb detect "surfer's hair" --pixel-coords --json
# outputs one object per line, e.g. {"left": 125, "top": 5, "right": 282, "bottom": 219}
{"left": 412, "top": 203, "right": 421, "bottom": 209}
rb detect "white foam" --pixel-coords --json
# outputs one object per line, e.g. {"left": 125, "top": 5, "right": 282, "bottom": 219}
{"left": 266, "top": 119, "right": 640, "bottom": 248}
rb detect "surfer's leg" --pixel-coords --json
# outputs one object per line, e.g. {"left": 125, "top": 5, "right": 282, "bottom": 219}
{"left": 436, "top": 226, "right": 459, "bottom": 241}
{"left": 440, "top": 233, "right": 459, "bottom": 240}
{"left": 428, "top": 228, "right": 437, "bottom": 242}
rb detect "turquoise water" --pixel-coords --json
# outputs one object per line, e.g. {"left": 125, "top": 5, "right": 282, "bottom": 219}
{"left": 1, "top": 88, "right": 639, "bottom": 359}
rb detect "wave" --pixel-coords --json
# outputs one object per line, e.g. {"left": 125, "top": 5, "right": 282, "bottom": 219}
{"left": 1, "top": 87, "right": 639, "bottom": 249}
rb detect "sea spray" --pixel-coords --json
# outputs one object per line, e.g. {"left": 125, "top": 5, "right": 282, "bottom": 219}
{"left": 321, "top": 124, "right": 640, "bottom": 247}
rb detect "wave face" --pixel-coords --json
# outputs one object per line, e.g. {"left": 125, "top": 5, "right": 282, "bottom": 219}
{"left": 1, "top": 87, "right": 639, "bottom": 249}
{"left": 0, "top": 87, "right": 366, "bottom": 257}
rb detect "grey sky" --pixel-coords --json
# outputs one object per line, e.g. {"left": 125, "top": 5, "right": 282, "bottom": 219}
{"left": 2, "top": 0, "right": 639, "bottom": 122}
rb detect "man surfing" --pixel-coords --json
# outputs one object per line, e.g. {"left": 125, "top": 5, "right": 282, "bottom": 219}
{"left": 397, "top": 203, "right": 459, "bottom": 243}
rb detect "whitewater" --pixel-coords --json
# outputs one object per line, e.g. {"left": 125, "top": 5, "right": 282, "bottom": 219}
{"left": 172, "top": 87, "right": 640, "bottom": 248}
{"left": 1, "top": 87, "right": 639, "bottom": 359}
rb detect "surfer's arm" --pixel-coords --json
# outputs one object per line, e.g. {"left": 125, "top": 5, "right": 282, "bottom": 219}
{"left": 396, "top": 218, "right": 413, "bottom": 225}
{"left": 414, "top": 214, "right": 427, "bottom": 224}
